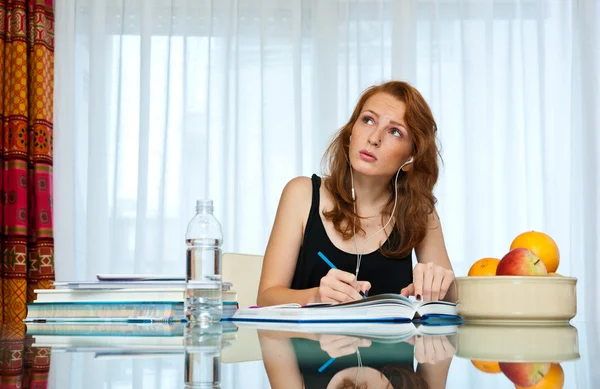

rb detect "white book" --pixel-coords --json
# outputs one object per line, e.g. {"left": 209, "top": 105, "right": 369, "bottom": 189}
{"left": 33, "top": 288, "right": 238, "bottom": 304}
{"left": 52, "top": 281, "right": 186, "bottom": 290}
{"left": 33, "top": 288, "right": 185, "bottom": 303}
{"left": 230, "top": 294, "right": 460, "bottom": 323}
{"left": 52, "top": 280, "right": 233, "bottom": 290}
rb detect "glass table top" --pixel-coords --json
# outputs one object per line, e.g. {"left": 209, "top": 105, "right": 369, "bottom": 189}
{"left": 4, "top": 319, "right": 598, "bottom": 388}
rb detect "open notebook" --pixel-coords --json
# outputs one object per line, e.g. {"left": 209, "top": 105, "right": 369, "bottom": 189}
{"left": 230, "top": 293, "right": 461, "bottom": 323}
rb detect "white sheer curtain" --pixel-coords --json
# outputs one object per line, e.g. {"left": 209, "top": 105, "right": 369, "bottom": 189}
{"left": 53, "top": 0, "right": 598, "bottom": 388}
{"left": 54, "top": 0, "right": 598, "bottom": 316}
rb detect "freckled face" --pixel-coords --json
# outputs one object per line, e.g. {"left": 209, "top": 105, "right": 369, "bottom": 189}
{"left": 349, "top": 92, "right": 415, "bottom": 177}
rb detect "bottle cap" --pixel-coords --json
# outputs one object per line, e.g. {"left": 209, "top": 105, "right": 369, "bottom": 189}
{"left": 196, "top": 200, "right": 214, "bottom": 213}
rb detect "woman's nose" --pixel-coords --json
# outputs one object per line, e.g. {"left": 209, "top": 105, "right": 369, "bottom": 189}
{"left": 368, "top": 130, "right": 381, "bottom": 146}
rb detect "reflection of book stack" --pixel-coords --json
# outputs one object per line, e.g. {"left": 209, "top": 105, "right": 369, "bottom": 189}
{"left": 25, "top": 275, "right": 238, "bottom": 323}
{"left": 27, "top": 321, "right": 239, "bottom": 357}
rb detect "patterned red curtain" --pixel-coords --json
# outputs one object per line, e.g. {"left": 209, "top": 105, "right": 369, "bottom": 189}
{"left": 0, "top": 0, "right": 55, "bottom": 324}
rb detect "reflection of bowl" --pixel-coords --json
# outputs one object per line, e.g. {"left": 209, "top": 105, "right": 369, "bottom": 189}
{"left": 455, "top": 323, "right": 580, "bottom": 362}
{"left": 455, "top": 276, "right": 577, "bottom": 323}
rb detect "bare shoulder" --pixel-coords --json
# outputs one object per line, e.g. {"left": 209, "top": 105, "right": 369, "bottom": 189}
{"left": 278, "top": 176, "right": 313, "bottom": 227}
{"left": 282, "top": 176, "right": 312, "bottom": 197}
{"left": 318, "top": 177, "right": 336, "bottom": 211}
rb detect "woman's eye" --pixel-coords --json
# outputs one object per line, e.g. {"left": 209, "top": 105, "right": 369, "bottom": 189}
{"left": 362, "top": 116, "right": 374, "bottom": 125}
{"left": 390, "top": 128, "right": 402, "bottom": 137}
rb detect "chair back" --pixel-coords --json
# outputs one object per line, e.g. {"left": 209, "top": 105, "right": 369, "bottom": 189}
{"left": 222, "top": 252, "right": 264, "bottom": 309}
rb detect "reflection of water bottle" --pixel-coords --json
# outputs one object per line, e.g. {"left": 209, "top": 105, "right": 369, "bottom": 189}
{"left": 184, "top": 323, "right": 222, "bottom": 389}
{"left": 185, "top": 200, "right": 223, "bottom": 323}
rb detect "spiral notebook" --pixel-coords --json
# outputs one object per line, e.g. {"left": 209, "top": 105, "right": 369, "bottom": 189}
{"left": 230, "top": 294, "right": 461, "bottom": 323}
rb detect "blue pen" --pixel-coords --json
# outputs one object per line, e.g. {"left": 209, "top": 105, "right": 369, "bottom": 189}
{"left": 317, "top": 251, "right": 337, "bottom": 269}
{"left": 317, "top": 252, "right": 366, "bottom": 299}
{"left": 318, "top": 357, "right": 336, "bottom": 373}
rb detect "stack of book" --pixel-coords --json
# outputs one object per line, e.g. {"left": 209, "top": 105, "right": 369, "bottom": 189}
{"left": 25, "top": 274, "right": 239, "bottom": 323}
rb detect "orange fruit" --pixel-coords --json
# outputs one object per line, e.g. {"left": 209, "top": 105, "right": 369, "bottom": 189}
{"left": 468, "top": 258, "right": 500, "bottom": 276}
{"left": 471, "top": 360, "right": 501, "bottom": 374}
{"left": 515, "top": 363, "right": 564, "bottom": 389}
{"left": 510, "top": 231, "right": 560, "bottom": 273}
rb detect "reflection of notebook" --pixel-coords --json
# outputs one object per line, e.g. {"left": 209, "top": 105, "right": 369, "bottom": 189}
{"left": 230, "top": 294, "right": 461, "bottom": 323}
{"left": 233, "top": 320, "right": 459, "bottom": 343}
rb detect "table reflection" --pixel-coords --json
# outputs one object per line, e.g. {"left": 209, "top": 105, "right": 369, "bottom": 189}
{"left": 454, "top": 323, "right": 578, "bottom": 388}
{"left": 1, "top": 322, "right": 51, "bottom": 388}
{"left": 250, "top": 322, "right": 456, "bottom": 389}
{"left": 20, "top": 319, "right": 589, "bottom": 389}
{"left": 248, "top": 320, "right": 580, "bottom": 389}
{"left": 185, "top": 323, "right": 224, "bottom": 389}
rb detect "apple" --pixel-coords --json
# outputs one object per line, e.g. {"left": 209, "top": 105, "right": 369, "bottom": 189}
{"left": 515, "top": 363, "right": 565, "bottom": 389}
{"left": 496, "top": 248, "right": 548, "bottom": 276}
{"left": 499, "top": 362, "right": 551, "bottom": 387}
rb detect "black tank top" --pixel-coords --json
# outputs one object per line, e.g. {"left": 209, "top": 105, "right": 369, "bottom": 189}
{"left": 290, "top": 174, "right": 413, "bottom": 295}
{"left": 290, "top": 337, "right": 415, "bottom": 388}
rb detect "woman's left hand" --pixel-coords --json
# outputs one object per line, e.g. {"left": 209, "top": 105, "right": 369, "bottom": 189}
{"left": 400, "top": 262, "right": 455, "bottom": 301}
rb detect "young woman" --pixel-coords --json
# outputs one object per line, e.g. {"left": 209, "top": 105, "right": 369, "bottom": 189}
{"left": 257, "top": 81, "right": 456, "bottom": 306}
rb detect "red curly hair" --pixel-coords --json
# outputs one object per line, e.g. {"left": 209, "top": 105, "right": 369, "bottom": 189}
{"left": 322, "top": 81, "right": 440, "bottom": 258}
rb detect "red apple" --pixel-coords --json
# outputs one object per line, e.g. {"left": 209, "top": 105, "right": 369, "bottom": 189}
{"left": 496, "top": 248, "right": 548, "bottom": 276}
{"left": 499, "top": 362, "right": 551, "bottom": 387}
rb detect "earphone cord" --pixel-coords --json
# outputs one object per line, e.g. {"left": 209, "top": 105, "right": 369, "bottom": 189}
{"left": 354, "top": 348, "right": 384, "bottom": 389}
{"left": 352, "top": 166, "right": 402, "bottom": 280}
{"left": 355, "top": 348, "right": 362, "bottom": 389}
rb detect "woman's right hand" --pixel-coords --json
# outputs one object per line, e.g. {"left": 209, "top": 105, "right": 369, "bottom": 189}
{"left": 316, "top": 269, "right": 371, "bottom": 303}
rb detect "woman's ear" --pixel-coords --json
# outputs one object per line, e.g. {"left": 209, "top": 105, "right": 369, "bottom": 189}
{"left": 401, "top": 156, "right": 414, "bottom": 172}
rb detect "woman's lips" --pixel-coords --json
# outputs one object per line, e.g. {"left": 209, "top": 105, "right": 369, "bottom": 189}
{"left": 359, "top": 150, "right": 377, "bottom": 162}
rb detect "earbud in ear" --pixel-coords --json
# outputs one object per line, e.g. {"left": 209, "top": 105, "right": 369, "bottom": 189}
{"left": 349, "top": 134, "right": 352, "bottom": 141}
{"left": 400, "top": 156, "right": 414, "bottom": 171}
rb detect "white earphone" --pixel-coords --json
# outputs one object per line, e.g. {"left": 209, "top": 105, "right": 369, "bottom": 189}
{"left": 349, "top": 155, "right": 413, "bottom": 278}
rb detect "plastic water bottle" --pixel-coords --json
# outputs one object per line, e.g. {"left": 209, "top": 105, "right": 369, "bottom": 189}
{"left": 185, "top": 199, "right": 223, "bottom": 323}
